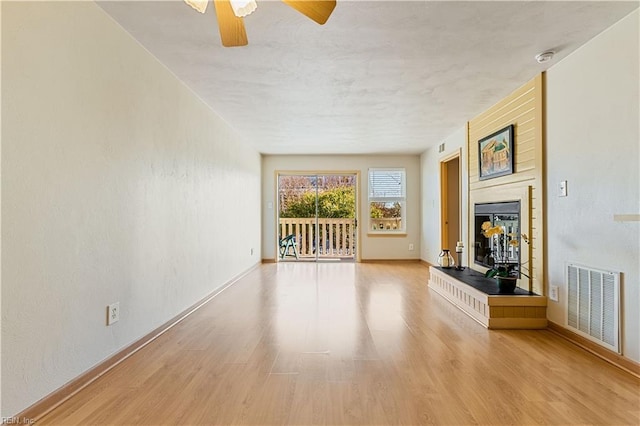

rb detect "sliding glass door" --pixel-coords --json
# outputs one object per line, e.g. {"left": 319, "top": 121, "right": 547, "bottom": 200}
{"left": 277, "top": 173, "right": 357, "bottom": 262}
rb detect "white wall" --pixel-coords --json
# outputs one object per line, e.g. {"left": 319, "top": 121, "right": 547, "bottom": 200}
{"left": 420, "top": 127, "right": 468, "bottom": 265}
{"left": 262, "top": 155, "right": 421, "bottom": 260}
{"left": 2, "top": 2, "right": 261, "bottom": 416}
{"left": 546, "top": 10, "right": 639, "bottom": 362}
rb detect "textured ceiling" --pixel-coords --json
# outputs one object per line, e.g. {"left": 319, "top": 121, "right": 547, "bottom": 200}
{"left": 98, "top": 1, "right": 638, "bottom": 154}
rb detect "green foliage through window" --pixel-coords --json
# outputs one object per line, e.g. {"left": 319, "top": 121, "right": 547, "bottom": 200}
{"left": 370, "top": 202, "right": 401, "bottom": 219}
{"left": 279, "top": 178, "right": 356, "bottom": 219}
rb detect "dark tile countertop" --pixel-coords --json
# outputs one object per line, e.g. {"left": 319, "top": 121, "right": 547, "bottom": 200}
{"left": 433, "top": 266, "right": 537, "bottom": 296}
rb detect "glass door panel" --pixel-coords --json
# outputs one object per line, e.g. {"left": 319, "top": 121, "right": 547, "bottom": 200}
{"left": 277, "top": 173, "right": 357, "bottom": 262}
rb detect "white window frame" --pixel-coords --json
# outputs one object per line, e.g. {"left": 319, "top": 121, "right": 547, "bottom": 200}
{"left": 368, "top": 168, "right": 406, "bottom": 233}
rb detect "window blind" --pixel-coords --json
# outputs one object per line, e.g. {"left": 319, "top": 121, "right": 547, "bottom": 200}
{"left": 368, "top": 169, "right": 405, "bottom": 200}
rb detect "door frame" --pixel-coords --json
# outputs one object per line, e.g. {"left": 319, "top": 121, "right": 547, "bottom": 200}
{"left": 439, "top": 150, "right": 462, "bottom": 252}
{"left": 275, "top": 170, "right": 361, "bottom": 262}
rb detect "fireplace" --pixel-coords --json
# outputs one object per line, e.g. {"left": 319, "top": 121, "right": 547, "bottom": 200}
{"left": 474, "top": 201, "right": 521, "bottom": 268}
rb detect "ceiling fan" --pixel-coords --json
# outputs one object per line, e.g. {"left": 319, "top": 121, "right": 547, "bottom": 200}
{"left": 184, "top": 0, "right": 337, "bottom": 47}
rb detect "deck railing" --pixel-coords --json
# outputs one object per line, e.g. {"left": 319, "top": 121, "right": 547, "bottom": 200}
{"left": 279, "top": 218, "right": 356, "bottom": 258}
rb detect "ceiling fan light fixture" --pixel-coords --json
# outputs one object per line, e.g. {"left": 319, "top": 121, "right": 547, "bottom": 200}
{"left": 186, "top": 0, "right": 336, "bottom": 47}
{"left": 184, "top": 0, "right": 208, "bottom": 14}
{"left": 230, "top": 0, "right": 257, "bottom": 17}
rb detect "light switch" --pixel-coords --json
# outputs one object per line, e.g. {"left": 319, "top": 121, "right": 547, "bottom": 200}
{"left": 549, "top": 285, "right": 559, "bottom": 302}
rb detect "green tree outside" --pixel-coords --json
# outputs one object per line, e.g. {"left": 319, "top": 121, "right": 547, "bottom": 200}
{"left": 370, "top": 202, "right": 401, "bottom": 219}
{"left": 280, "top": 186, "right": 355, "bottom": 218}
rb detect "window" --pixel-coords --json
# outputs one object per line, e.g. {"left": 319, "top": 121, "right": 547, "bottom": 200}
{"left": 368, "top": 168, "right": 406, "bottom": 232}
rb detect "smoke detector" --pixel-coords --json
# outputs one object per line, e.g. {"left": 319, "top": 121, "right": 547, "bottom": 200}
{"left": 535, "top": 51, "right": 555, "bottom": 63}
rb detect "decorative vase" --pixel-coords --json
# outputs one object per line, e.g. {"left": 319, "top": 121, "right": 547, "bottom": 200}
{"left": 496, "top": 277, "right": 517, "bottom": 293}
{"left": 437, "top": 249, "right": 455, "bottom": 269}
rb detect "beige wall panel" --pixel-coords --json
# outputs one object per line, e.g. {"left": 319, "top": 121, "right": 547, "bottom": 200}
{"left": 515, "top": 120, "right": 536, "bottom": 135}
{"left": 518, "top": 145, "right": 536, "bottom": 158}
{"left": 467, "top": 74, "right": 544, "bottom": 295}
{"left": 471, "top": 106, "right": 536, "bottom": 140}
{"left": 516, "top": 152, "right": 536, "bottom": 165}
{"left": 471, "top": 82, "right": 536, "bottom": 127}
{"left": 470, "top": 172, "right": 536, "bottom": 190}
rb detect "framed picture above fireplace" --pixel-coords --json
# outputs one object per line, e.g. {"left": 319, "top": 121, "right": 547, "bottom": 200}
{"left": 478, "top": 125, "right": 514, "bottom": 180}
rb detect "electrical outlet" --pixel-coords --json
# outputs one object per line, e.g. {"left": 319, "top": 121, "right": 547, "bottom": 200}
{"left": 408, "top": 243, "right": 414, "bottom": 251}
{"left": 558, "top": 180, "right": 567, "bottom": 197}
{"left": 107, "top": 302, "right": 120, "bottom": 326}
{"left": 549, "top": 286, "right": 559, "bottom": 302}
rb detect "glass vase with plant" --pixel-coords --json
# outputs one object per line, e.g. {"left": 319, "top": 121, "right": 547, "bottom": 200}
{"left": 480, "top": 221, "right": 529, "bottom": 291}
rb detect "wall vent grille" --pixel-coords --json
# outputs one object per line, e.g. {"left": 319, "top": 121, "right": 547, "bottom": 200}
{"left": 566, "top": 263, "right": 620, "bottom": 353}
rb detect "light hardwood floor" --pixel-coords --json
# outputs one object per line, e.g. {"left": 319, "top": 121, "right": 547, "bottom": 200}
{"left": 40, "top": 262, "right": 639, "bottom": 425}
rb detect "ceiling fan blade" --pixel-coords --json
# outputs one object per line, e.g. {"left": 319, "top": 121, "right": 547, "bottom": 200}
{"left": 213, "top": 0, "right": 248, "bottom": 47}
{"left": 282, "top": 0, "right": 336, "bottom": 25}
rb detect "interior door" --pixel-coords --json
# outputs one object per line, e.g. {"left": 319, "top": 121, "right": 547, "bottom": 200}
{"left": 440, "top": 153, "right": 461, "bottom": 259}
